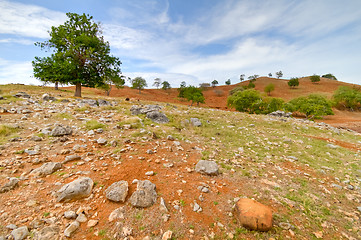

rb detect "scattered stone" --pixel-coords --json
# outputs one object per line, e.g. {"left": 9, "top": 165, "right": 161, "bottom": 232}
{"left": 97, "top": 138, "right": 107, "bottom": 145}
{"left": 56, "top": 177, "right": 93, "bottom": 202}
{"left": 64, "top": 221, "right": 79, "bottom": 237}
{"left": 109, "top": 207, "right": 125, "bottom": 222}
{"left": 97, "top": 99, "right": 112, "bottom": 106}
{"left": 234, "top": 198, "right": 273, "bottom": 231}
{"left": 167, "top": 135, "right": 175, "bottom": 141}
{"left": 105, "top": 181, "right": 128, "bottom": 202}
{"left": 42, "top": 94, "right": 56, "bottom": 101}
{"left": 6, "top": 224, "right": 17, "bottom": 230}
{"left": 129, "top": 180, "right": 157, "bottom": 208}
{"left": 63, "top": 155, "right": 81, "bottom": 164}
{"left": 331, "top": 183, "right": 343, "bottom": 190}
{"left": 145, "top": 171, "right": 154, "bottom": 176}
{"left": 51, "top": 125, "right": 72, "bottom": 137}
{"left": 190, "top": 118, "right": 202, "bottom": 127}
{"left": 163, "top": 163, "right": 174, "bottom": 168}
{"left": 146, "top": 111, "right": 169, "bottom": 123}
{"left": 195, "top": 160, "right": 219, "bottom": 176}
{"left": 268, "top": 111, "right": 292, "bottom": 118}
{"left": 326, "top": 143, "right": 338, "bottom": 149}
{"left": 87, "top": 220, "right": 98, "bottom": 228}
{"left": 162, "top": 230, "right": 173, "bottom": 240}
{"left": 11, "top": 226, "right": 29, "bottom": 240}
{"left": 193, "top": 201, "right": 202, "bottom": 212}
{"left": 31, "top": 136, "right": 43, "bottom": 142}
{"left": 160, "top": 197, "right": 168, "bottom": 212}
{"left": 64, "top": 211, "right": 77, "bottom": 219}
{"left": 131, "top": 105, "right": 162, "bottom": 115}
{"left": 14, "top": 92, "right": 30, "bottom": 98}
{"left": 0, "top": 177, "right": 20, "bottom": 193}
{"left": 30, "top": 162, "right": 62, "bottom": 177}
{"left": 76, "top": 213, "right": 87, "bottom": 223}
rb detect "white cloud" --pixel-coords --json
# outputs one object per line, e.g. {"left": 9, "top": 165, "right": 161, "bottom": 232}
{"left": 0, "top": 0, "right": 66, "bottom": 39}
{"left": 0, "top": 59, "right": 40, "bottom": 85}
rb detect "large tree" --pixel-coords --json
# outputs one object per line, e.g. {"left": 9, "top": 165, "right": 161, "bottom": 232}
{"left": 131, "top": 77, "right": 147, "bottom": 94}
{"left": 32, "top": 13, "right": 122, "bottom": 97}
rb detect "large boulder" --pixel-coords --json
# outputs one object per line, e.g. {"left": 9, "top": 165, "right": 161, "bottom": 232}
{"left": 50, "top": 125, "right": 72, "bottom": 137}
{"left": 42, "top": 94, "right": 56, "bottom": 101}
{"left": 0, "top": 177, "right": 20, "bottom": 193}
{"left": 30, "top": 162, "right": 62, "bottom": 177}
{"left": 33, "top": 226, "right": 60, "bottom": 240}
{"left": 146, "top": 111, "right": 169, "bottom": 124}
{"left": 195, "top": 160, "right": 219, "bottom": 176}
{"left": 131, "top": 105, "right": 162, "bottom": 115}
{"left": 234, "top": 198, "right": 273, "bottom": 231}
{"left": 56, "top": 177, "right": 93, "bottom": 202}
{"left": 105, "top": 181, "right": 128, "bottom": 202}
{"left": 11, "top": 226, "right": 29, "bottom": 240}
{"left": 81, "top": 99, "right": 98, "bottom": 107}
{"left": 268, "top": 110, "right": 292, "bottom": 118}
{"left": 129, "top": 180, "right": 157, "bottom": 208}
{"left": 190, "top": 118, "right": 202, "bottom": 127}
{"left": 14, "top": 92, "right": 30, "bottom": 99}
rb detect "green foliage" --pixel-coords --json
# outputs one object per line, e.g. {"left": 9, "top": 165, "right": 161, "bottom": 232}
{"left": 310, "top": 75, "right": 321, "bottom": 83}
{"left": 264, "top": 83, "right": 275, "bottom": 96}
{"left": 84, "top": 120, "right": 106, "bottom": 130}
{"left": 322, "top": 73, "right": 337, "bottom": 80}
{"left": 229, "top": 86, "right": 244, "bottom": 95}
{"left": 131, "top": 77, "right": 147, "bottom": 94}
{"left": 288, "top": 77, "right": 299, "bottom": 88}
{"left": 284, "top": 94, "right": 333, "bottom": 119}
{"left": 211, "top": 80, "right": 218, "bottom": 87}
{"left": 239, "top": 74, "right": 245, "bottom": 82}
{"left": 179, "top": 86, "right": 205, "bottom": 106}
{"left": 161, "top": 81, "right": 171, "bottom": 90}
{"left": 180, "top": 81, "right": 186, "bottom": 88}
{"left": 247, "top": 82, "right": 255, "bottom": 89}
{"left": 225, "top": 79, "right": 231, "bottom": 85}
{"left": 228, "top": 89, "right": 284, "bottom": 114}
{"left": 333, "top": 86, "right": 361, "bottom": 110}
{"left": 227, "top": 89, "right": 262, "bottom": 113}
{"left": 32, "top": 13, "right": 123, "bottom": 97}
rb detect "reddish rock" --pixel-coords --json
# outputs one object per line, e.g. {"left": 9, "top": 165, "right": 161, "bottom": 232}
{"left": 234, "top": 198, "right": 273, "bottom": 231}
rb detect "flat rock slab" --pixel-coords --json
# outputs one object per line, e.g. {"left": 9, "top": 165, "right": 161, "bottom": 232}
{"left": 34, "top": 226, "right": 60, "bottom": 240}
{"left": 56, "top": 177, "right": 93, "bottom": 202}
{"left": 30, "top": 162, "right": 62, "bottom": 177}
{"left": 105, "top": 181, "right": 128, "bottom": 202}
{"left": 234, "top": 198, "right": 273, "bottom": 231}
{"left": 195, "top": 160, "right": 219, "bottom": 176}
{"left": 129, "top": 180, "right": 157, "bottom": 208}
{"left": 11, "top": 226, "right": 29, "bottom": 240}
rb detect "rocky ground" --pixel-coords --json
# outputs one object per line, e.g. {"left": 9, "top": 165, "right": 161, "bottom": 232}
{"left": 0, "top": 88, "right": 361, "bottom": 240}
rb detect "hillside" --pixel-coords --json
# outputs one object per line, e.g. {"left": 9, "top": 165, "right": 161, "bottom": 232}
{"left": 68, "top": 77, "right": 361, "bottom": 133}
{"left": 0, "top": 86, "right": 361, "bottom": 239}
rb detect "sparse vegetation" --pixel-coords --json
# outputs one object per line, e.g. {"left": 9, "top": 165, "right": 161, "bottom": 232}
{"left": 84, "top": 120, "right": 106, "bottom": 130}
{"left": 0, "top": 124, "right": 19, "bottom": 137}
{"left": 264, "top": 83, "right": 275, "bottom": 96}
{"left": 322, "top": 73, "right": 337, "bottom": 80}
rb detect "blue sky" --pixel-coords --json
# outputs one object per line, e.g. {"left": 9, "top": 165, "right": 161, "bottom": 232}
{"left": 1, "top": 0, "right": 361, "bottom": 88}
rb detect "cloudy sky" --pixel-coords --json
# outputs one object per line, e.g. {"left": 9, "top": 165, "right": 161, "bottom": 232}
{"left": 1, "top": 0, "right": 361, "bottom": 88}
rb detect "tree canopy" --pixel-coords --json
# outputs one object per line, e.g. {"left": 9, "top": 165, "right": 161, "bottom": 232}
{"left": 288, "top": 78, "right": 299, "bottom": 88}
{"left": 32, "top": 12, "right": 123, "bottom": 97}
{"left": 161, "top": 81, "right": 171, "bottom": 90}
{"left": 179, "top": 86, "right": 205, "bottom": 106}
{"left": 131, "top": 77, "right": 147, "bottom": 94}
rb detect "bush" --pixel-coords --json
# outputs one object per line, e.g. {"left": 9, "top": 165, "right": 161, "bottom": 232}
{"left": 227, "top": 89, "right": 284, "bottom": 114}
{"left": 179, "top": 86, "right": 205, "bottom": 106}
{"left": 310, "top": 75, "right": 320, "bottom": 83}
{"left": 333, "top": 86, "right": 361, "bottom": 110}
{"left": 264, "top": 83, "right": 275, "bottom": 96}
{"left": 284, "top": 94, "right": 333, "bottom": 119}
{"left": 288, "top": 78, "right": 299, "bottom": 88}
{"left": 247, "top": 82, "right": 255, "bottom": 89}
{"left": 322, "top": 73, "right": 337, "bottom": 80}
{"left": 229, "top": 86, "right": 245, "bottom": 95}
{"left": 213, "top": 89, "right": 225, "bottom": 97}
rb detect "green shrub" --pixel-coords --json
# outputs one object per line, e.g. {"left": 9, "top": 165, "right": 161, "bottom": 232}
{"left": 285, "top": 94, "right": 333, "bottom": 119}
{"left": 288, "top": 78, "right": 299, "bottom": 88}
{"left": 179, "top": 86, "right": 205, "bottom": 106}
{"left": 310, "top": 75, "right": 320, "bottom": 83}
{"left": 333, "top": 86, "right": 361, "bottom": 110}
{"left": 322, "top": 73, "right": 337, "bottom": 80}
{"left": 229, "top": 86, "right": 245, "bottom": 95}
{"left": 251, "top": 97, "right": 285, "bottom": 114}
{"left": 227, "top": 89, "right": 261, "bottom": 113}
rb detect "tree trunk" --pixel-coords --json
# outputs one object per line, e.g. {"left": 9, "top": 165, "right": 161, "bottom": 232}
{"left": 54, "top": 82, "right": 59, "bottom": 90}
{"left": 139, "top": 88, "right": 141, "bottom": 94}
{"left": 75, "top": 83, "right": 82, "bottom": 97}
